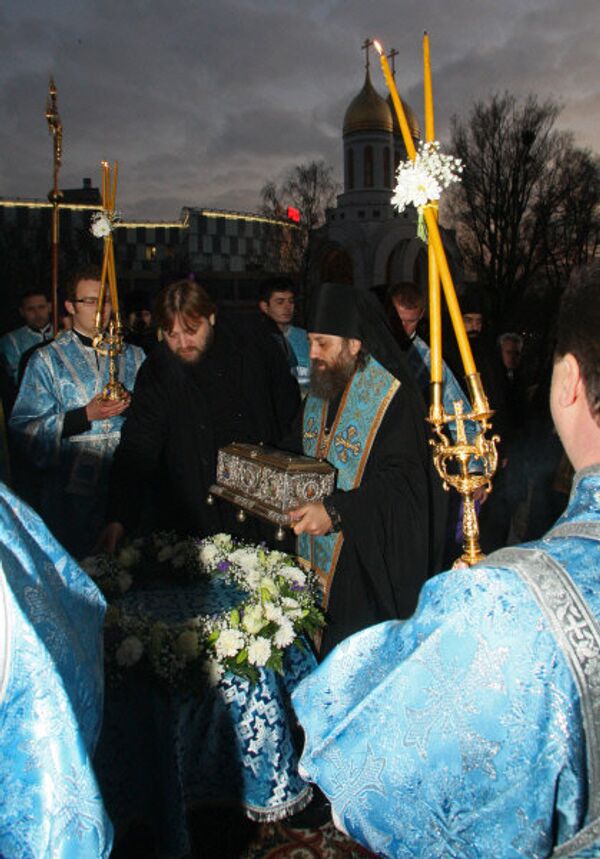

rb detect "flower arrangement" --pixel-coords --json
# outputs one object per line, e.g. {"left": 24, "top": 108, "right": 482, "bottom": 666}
{"left": 392, "top": 140, "right": 463, "bottom": 214}
{"left": 198, "top": 534, "right": 323, "bottom": 682}
{"left": 90, "top": 210, "right": 120, "bottom": 238}
{"left": 86, "top": 533, "right": 324, "bottom": 687}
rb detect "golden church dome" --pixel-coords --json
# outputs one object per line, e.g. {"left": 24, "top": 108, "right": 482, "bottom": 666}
{"left": 387, "top": 94, "right": 420, "bottom": 140}
{"left": 343, "top": 68, "right": 393, "bottom": 134}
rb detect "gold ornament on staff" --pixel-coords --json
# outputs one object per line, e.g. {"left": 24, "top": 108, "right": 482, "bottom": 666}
{"left": 374, "top": 36, "right": 500, "bottom": 565}
{"left": 45, "top": 77, "right": 63, "bottom": 333}
{"left": 91, "top": 161, "right": 126, "bottom": 401}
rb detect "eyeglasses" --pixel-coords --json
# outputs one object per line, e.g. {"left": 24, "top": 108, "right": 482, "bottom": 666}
{"left": 73, "top": 297, "right": 111, "bottom": 306}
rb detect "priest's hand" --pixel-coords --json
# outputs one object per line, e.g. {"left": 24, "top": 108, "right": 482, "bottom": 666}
{"left": 95, "top": 522, "right": 125, "bottom": 555}
{"left": 85, "top": 392, "right": 131, "bottom": 422}
{"left": 288, "top": 502, "right": 332, "bottom": 536}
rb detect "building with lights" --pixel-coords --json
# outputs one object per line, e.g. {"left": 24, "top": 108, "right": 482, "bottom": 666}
{"left": 0, "top": 185, "right": 298, "bottom": 332}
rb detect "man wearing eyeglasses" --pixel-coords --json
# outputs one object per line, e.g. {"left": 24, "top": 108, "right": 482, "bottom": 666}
{"left": 9, "top": 264, "right": 145, "bottom": 557}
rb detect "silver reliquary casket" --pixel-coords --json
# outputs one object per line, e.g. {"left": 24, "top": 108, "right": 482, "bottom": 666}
{"left": 208, "top": 443, "right": 336, "bottom": 534}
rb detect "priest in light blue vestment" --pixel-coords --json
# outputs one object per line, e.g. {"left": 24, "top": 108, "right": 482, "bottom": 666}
{"left": 9, "top": 268, "right": 145, "bottom": 558}
{"left": 293, "top": 266, "right": 600, "bottom": 857}
{"left": 0, "top": 481, "right": 112, "bottom": 858}
{"left": 0, "top": 289, "right": 53, "bottom": 386}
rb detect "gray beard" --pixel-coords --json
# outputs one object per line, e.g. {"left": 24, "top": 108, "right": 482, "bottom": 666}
{"left": 310, "top": 360, "right": 355, "bottom": 400}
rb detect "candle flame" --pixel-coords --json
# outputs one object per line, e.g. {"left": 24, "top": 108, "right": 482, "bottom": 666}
{"left": 373, "top": 39, "right": 383, "bottom": 55}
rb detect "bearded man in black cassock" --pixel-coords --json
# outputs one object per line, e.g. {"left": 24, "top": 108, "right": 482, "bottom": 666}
{"left": 286, "top": 283, "right": 445, "bottom": 658}
{"left": 100, "top": 279, "right": 300, "bottom": 551}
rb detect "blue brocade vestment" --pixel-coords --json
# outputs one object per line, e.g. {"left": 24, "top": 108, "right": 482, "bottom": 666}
{"left": 9, "top": 331, "right": 144, "bottom": 556}
{"left": 0, "top": 482, "right": 112, "bottom": 858}
{"left": 0, "top": 324, "right": 53, "bottom": 385}
{"left": 293, "top": 464, "right": 600, "bottom": 858}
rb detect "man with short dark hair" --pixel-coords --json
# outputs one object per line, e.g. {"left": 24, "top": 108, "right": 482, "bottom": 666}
{"left": 259, "top": 278, "right": 310, "bottom": 393}
{"left": 101, "top": 278, "right": 300, "bottom": 550}
{"left": 293, "top": 264, "right": 600, "bottom": 857}
{"left": 387, "top": 281, "right": 472, "bottom": 431}
{"left": 9, "top": 265, "right": 145, "bottom": 557}
{"left": 0, "top": 288, "right": 53, "bottom": 387}
{"left": 287, "top": 282, "right": 445, "bottom": 658}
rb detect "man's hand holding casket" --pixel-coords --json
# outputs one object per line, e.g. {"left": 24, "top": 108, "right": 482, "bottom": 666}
{"left": 288, "top": 502, "right": 333, "bottom": 536}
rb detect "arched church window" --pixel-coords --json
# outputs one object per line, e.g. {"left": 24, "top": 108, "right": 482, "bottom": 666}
{"left": 364, "top": 146, "right": 374, "bottom": 188}
{"left": 347, "top": 148, "right": 355, "bottom": 190}
{"left": 383, "top": 147, "right": 391, "bottom": 188}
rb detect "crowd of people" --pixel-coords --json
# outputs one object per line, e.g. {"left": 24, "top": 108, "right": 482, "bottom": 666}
{"left": 0, "top": 261, "right": 598, "bottom": 858}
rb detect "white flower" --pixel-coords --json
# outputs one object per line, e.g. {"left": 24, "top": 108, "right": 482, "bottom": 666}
{"left": 215, "top": 628, "right": 245, "bottom": 659}
{"left": 392, "top": 140, "right": 463, "bottom": 213}
{"left": 279, "top": 565, "right": 306, "bottom": 587}
{"left": 242, "top": 603, "right": 266, "bottom": 635}
{"left": 116, "top": 635, "right": 144, "bottom": 667}
{"left": 212, "top": 533, "right": 233, "bottom": 551}
{"left": 264, "top": 602, "right": 285, "bottom": 624}
{"left": 117, "top": 545, "right": 140, "bottom": 569}
{"left": 260, "top": 577, "right": 279, "bottom": 598}
{"left": 90, "top": 212, "right": 113, "bottom": 238}
{"left": 229, "top": 547, "right": 259, "bottom": 572}
{"left": 265, "top": 550, "right": 286, "bottom": 568}
{"left": 199, "top": 544, "right": 219, "bottom": 567}
{"left": 247, "top": 636, "right": 272, "bottom": 666}
{"left": 117, "top": 570, "right": 133, "bottom": 593}
{"left": 274, "top": 619, "right": 295, "bottom": 648}
{"left": 245, "top": 568, "right": 262, "bottom": 588}
{"left": 282, "top": 596, "right": 303, "bottom": 620}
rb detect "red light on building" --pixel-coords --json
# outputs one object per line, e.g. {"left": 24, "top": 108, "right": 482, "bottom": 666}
{"left": 286, "top": 206, "right": 301, "bottom": 223}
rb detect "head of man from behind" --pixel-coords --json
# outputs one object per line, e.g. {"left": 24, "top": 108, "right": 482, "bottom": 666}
{"left": 387, "top": 282, "right": 425, "bottom": 339}
{"left": 155, "top": 279, "right": 216, "bottom": 365}
{"left": 19, "top": 288, "right": 52, "bottom": 332}
{"left": 498, "top": 333, "right": 523, "bottom": 372}
{"left": 551, "top": 262, "right": 600, "bottom": 472}
{"left": 64, "top": 264, "right": 111, "bottom": 338}
{"left": 259, "top": 279, "right": 296, "bottom": 332}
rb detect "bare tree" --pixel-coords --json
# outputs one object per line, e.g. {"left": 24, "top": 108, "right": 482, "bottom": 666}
{"left": 260, "top": 160, "right": 338, "bottom": 283}
{"left": 447, "top": 93, "right": 600, "bottom": 330}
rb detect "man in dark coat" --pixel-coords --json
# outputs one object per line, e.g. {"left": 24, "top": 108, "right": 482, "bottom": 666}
{"left": 286, "top": 283, "right": 445, "bottom": 658}
{"left": 100, "top": 279, "right": 300, "bottom": 550}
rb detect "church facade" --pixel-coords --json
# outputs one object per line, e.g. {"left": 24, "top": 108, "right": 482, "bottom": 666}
{"left": 307, "top": 51, "right": 460, "bottom": 295}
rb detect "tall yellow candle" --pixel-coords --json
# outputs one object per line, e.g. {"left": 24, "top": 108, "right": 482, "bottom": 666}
{"left": 423, "top": 32, "right": 435, "bottom": 142}
{"left": 423, "top": 31, "right": 442, "bottom": 383}
{"left": 373, "top": 41, "right": 416, "bottom": 161}
{"left": 423, "top": 207, "right": 476, "bottom": 376}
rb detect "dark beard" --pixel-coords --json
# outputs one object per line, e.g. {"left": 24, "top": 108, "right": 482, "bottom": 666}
{"left": 310, "top": 358, "right": 355, "bottom": 400}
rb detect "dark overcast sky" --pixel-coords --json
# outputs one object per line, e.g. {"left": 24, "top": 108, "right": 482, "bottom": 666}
{"left": 1, "top": 0, "right": 599, "bottom": 220}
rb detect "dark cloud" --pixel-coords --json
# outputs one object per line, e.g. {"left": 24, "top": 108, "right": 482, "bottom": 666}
{"left": 1, "top": 0, "right": 598, "bottom": 219}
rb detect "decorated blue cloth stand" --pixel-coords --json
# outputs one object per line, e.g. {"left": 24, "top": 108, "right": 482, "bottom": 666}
{"left": 95, "top": 576, "right": 315, "bottom": 858}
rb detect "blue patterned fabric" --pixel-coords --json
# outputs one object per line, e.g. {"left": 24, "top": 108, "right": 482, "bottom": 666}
{"left": 0, "top": 482, "right": 112, "bottom": 858}
{"left": 96, "top": 576, "right": 316, "bottom": 858}
{"left": 299, "top": 356, "right": 399, "bottom": 603}
{"left": 286, "top": 325, "right": 310, "bottom": 393}
{"left": 0, "top": 324, "right": 52, "bottom": 385}
{"left": 408, "top": 334, "right": 477, "bottom": 442}
{"left": 9, "top": 331, "right": 145, "bottom": 556}
{"left": 293, "top": 465, "right": 600, "bottom": 858}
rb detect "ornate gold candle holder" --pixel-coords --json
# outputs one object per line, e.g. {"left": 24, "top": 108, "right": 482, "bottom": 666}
{"left": 428, "top": 374, "right": 499, "bottom": 566}
{"left": 93, "top": 321, "right": 127, "bottom": 401}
